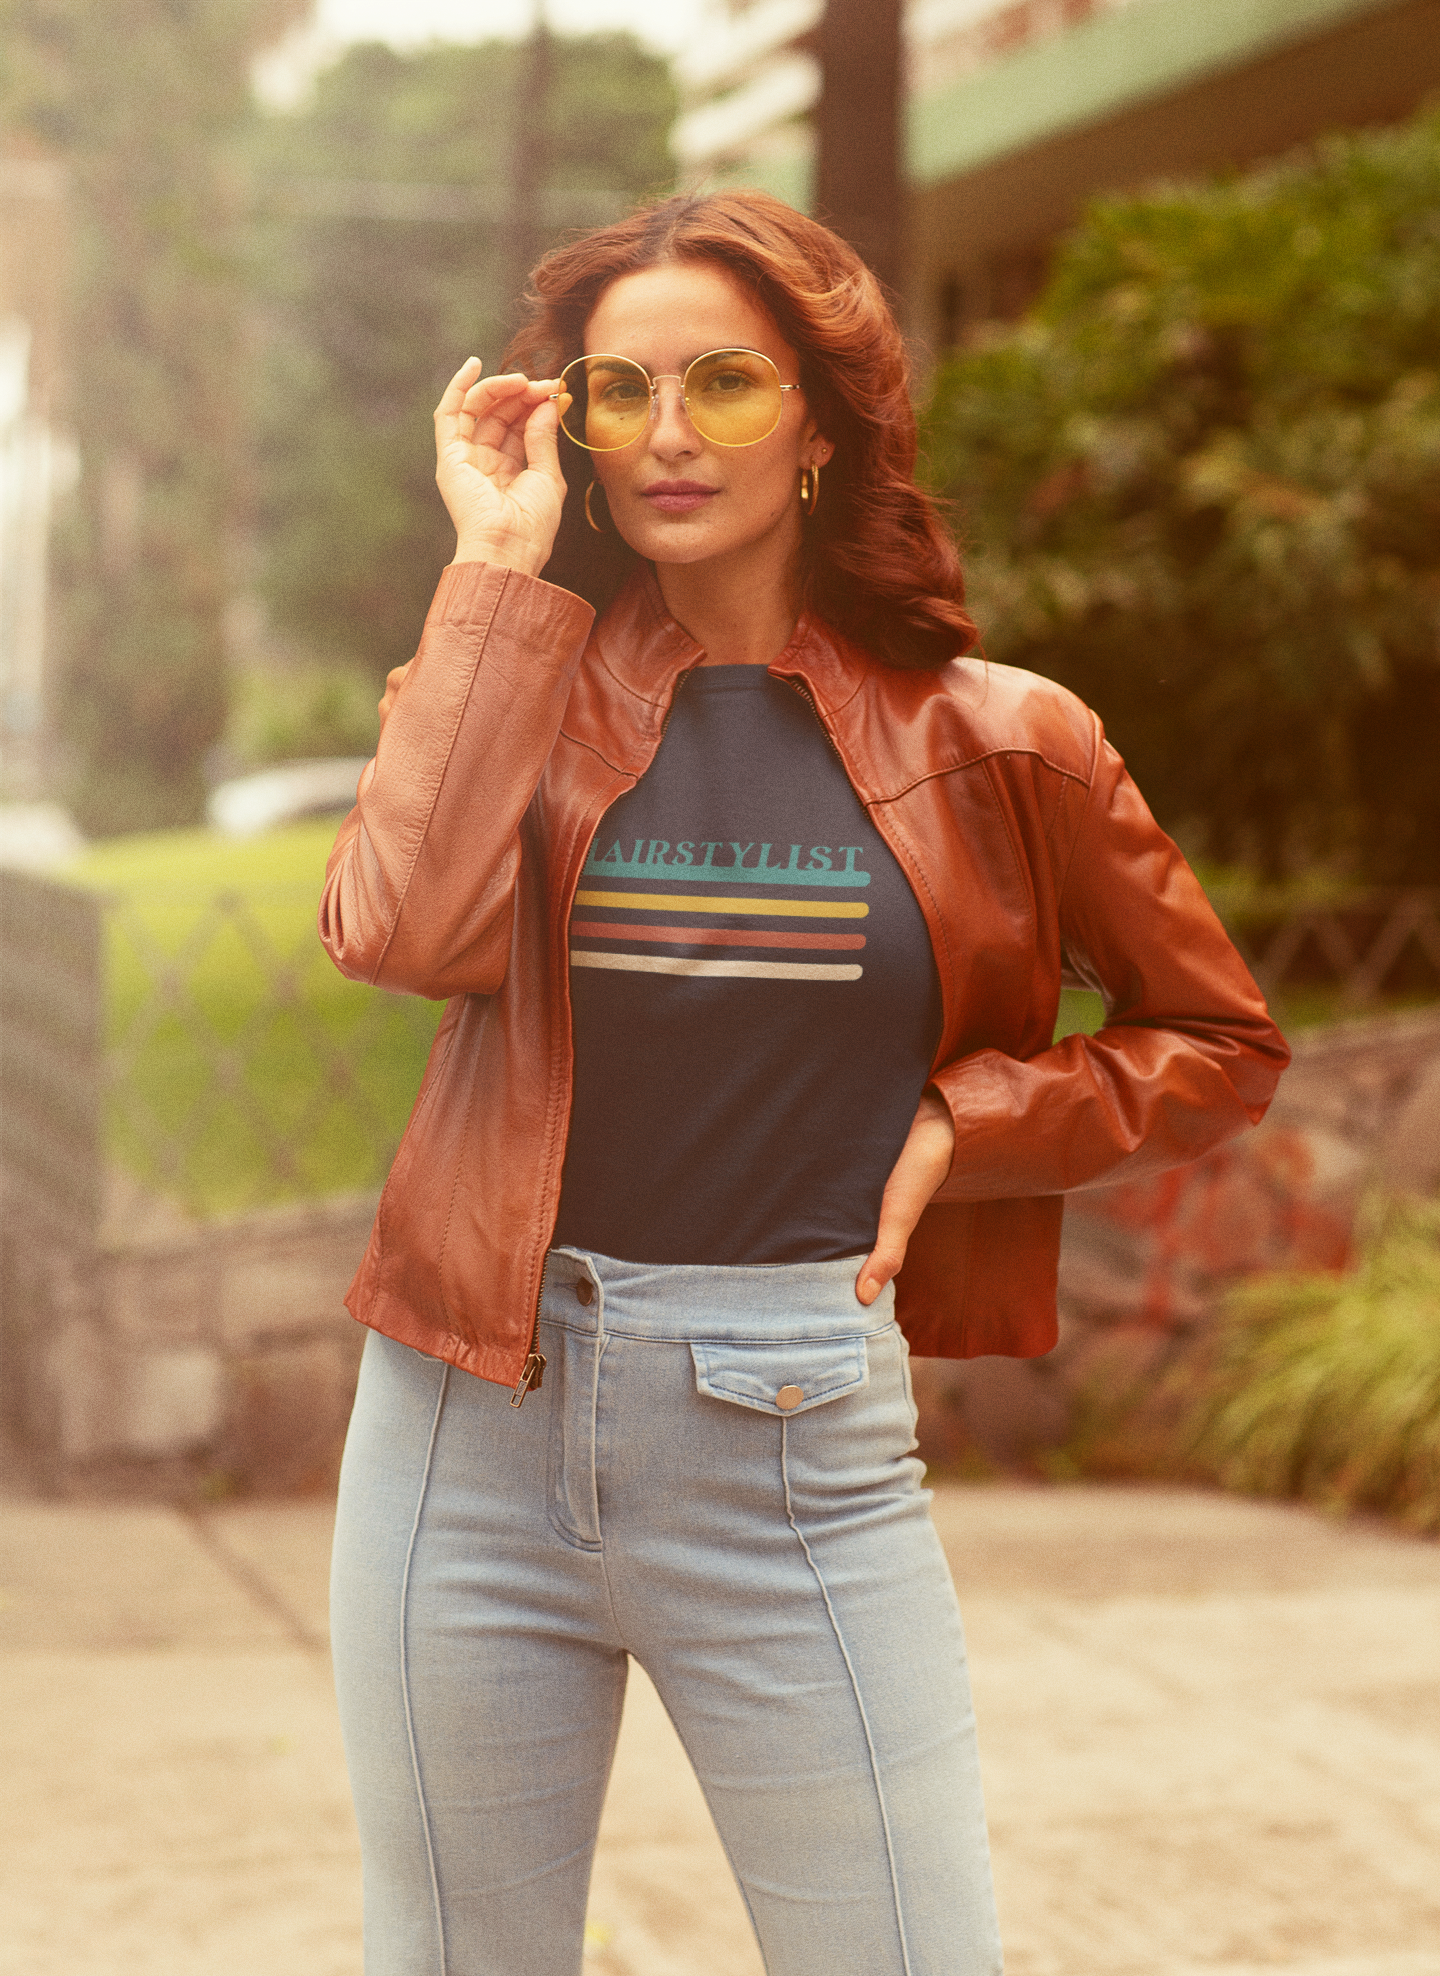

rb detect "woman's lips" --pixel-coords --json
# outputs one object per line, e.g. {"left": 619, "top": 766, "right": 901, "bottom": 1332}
{"left": 640, "top": 481, "right": 716, "bottom": 515}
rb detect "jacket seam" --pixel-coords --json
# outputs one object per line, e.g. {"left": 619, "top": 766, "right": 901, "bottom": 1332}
{"left": 370, "top": 998, "right": 465, "bottom": 1273}
{"left": 556, "top": 725, "right": 647, "bottom": 779}
{"left": 595, "top": 644, "right": 668, "bottom": 712}
{"left": 979, "top": 754, "right": 1037, "bottom": 939}
{"left": 593, "top": 627, "right": 699, "bottom": 714}
{"left": 1054, "top": 709, "right": 1104, "bottom": 919}
{"left": 864, "top": 744, "right": 1089, "bottom": 808}
{"left": 367, "top": 571, "right": 510, "bottom": 985}
{"left": 434, "top": 1051, "right": 484, "bottom": 1331}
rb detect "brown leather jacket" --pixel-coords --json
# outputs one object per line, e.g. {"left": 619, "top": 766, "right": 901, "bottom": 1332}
{"left": 321, "top": 560, "right": 1289, "bottom": 1395}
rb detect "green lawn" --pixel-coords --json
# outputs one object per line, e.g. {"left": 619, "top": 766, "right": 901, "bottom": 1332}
{"left": 66, "top": 820, "right": 443, "bottom": 1218}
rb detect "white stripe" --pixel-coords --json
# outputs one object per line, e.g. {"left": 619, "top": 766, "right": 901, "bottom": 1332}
{"left": 571, "top": 951, "right": 863, "bottom": 982}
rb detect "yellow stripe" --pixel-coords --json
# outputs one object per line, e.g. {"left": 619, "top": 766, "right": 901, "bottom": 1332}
{"left": 574, "top": 890, "right": 868, "bottom": 919}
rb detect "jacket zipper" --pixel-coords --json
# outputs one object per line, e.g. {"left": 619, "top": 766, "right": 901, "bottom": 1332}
{"left": 660, "top": 661, "right": 692, "bottom": 730}
{"left": 778, "top": 672, "right": 846, "bottom": 766}
{"left": 511, "top": 1252, "right": 549, "bottom": 1405}
{"left": 511, "top": 658, "right": 698, "bottom": 1408}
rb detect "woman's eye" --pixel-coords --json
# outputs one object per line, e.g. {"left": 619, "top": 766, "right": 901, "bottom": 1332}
{"left": 599, "top": 380, "right": 647, "bottom": 406}
{"left": 704, "top": 371, "right": 753, "bottom": 396}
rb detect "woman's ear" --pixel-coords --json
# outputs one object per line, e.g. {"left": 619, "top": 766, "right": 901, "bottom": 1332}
{"left": 802, "top": 418, "right": 834, "bottom": 469}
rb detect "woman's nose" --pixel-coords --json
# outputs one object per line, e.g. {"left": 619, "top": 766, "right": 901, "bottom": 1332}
{"left": 647, "top": 376, "right": 699, "bottom": 454}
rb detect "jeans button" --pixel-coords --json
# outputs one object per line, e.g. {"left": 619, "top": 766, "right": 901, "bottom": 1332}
{"left": 776, "top": 1384, "right": 803, "bottom": 1411}
{"left": 575, "top": 1278, "right": 595, "bottom": 1306}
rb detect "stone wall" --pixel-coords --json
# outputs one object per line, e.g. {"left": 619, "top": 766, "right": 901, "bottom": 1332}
{"left": 0, "top": 1177, "right": 377, "bottom": 1492}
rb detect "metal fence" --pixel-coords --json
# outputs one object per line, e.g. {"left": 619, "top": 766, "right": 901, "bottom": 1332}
{"left": 0, "top": 869, "right": 443, "bottom": 1231}
{"left": 1219, "top": 889, "right": 1440, "bottom": 1008}
{"left": 0, "top": 869, "right": 103, "bottom": 1240}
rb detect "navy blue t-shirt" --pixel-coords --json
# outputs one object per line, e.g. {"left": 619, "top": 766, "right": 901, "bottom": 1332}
{"left": 552, "top": 665, "right": 943, "bottom": 1264}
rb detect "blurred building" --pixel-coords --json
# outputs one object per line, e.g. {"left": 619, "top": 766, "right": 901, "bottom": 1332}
{"left": 0, "top": 151, "right": 70, "bottom": 801}
{"left": 674, "top": 0, "right": 1440, "bottom": 354}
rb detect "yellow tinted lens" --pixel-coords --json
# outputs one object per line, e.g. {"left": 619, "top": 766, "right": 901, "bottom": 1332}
{"left": 684, "top": 350, "right": 782, "bottom": 446}
{"left": 559, "top": 355, "right": 650, "bottom": 450}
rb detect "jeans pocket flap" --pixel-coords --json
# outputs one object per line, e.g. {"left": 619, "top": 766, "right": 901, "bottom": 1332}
{"left": 690, "top": 1338, "right": 869, "bottom": 1416}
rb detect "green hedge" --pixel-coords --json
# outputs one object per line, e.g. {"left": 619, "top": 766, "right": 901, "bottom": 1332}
{"left": 924, "top": 107, "right": 1440, "bottom": 885}
{"left": 1188, "top": 1199, "right": 1440, "bottom": 1533}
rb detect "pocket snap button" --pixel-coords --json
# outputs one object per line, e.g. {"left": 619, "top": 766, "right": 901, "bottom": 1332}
{"left": 775, "top": 1384, "right": 803, "bottom": 1411}
{"left": 575, "top": 1278, "right": 595, "bottom": 1306}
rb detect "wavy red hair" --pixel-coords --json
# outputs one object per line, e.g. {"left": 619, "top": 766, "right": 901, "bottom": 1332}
{"left": 503, "top": 189, "right": 976, "bottom": 669}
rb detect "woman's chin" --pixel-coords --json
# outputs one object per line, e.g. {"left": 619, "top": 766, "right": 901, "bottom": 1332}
{"left": 611, "top": 506, "right": 800, "bottom": 574}
{"left": 613, "top": 514, "right": 726, "bottom": 566}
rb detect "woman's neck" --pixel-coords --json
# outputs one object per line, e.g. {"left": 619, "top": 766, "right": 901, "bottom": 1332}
{"left": 654, "top": 541, "right": 802, "bottom": 668}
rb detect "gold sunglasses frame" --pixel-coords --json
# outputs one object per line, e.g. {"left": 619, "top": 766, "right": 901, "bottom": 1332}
{"left": 549, "top": 347, "right": 800, "bottom": 451}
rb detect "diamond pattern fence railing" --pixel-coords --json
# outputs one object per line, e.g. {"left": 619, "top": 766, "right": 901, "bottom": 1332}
{"left": 0, "top": 869, "right": 104, "bottom": 1240}
{"left": 103, "top": 881, "right": 445, "bottom": 1219}
{"left": 1217, "top": 888, "right": 1440, "bottom": 1015}
{"left": 0, "top": 870, "right": 444, "bottom": 1230}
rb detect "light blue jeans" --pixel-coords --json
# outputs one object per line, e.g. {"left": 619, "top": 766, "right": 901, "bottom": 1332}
{"left": 331, "top": 1248, "right": 1004, "bottom": 1976}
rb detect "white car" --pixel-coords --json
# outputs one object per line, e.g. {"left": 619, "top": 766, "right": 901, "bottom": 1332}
{"left": 206, "top": 758, "right": 371, "bottom": 838}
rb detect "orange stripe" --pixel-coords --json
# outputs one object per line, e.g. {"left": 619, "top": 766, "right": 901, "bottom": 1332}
{"left": 571, "top": 921, "right": 865, "bottom": 951}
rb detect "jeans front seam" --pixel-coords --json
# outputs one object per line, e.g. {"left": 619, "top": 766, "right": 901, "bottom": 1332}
{"left": 781, "top": 1415, "right": 915, "bottom": 1976}
{"left": 399, "top": 1361, "right": 451, "bottom": 1975}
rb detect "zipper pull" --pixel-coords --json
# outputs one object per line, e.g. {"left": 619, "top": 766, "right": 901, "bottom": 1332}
{"left": 510, "top": 1351, "right": 547, "bottom": 1407}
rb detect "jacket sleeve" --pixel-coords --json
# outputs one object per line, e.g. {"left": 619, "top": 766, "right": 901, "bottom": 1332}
{"left": 319, "top": 561, "right": 595, "bottom": 998}
{"left": 929, "top": 726, "right": 1290, "bottom": 1199}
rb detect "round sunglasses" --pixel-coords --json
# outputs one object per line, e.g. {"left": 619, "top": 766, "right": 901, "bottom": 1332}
{"left": 551, "top": 348, "right": 800, "bottom": 451}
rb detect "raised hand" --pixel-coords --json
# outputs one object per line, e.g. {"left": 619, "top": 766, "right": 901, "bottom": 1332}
{"left": 434, "top": 357, "right": 570, "bottom": 578}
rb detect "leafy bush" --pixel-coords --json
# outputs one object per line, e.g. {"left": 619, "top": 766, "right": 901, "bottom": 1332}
{"left": 227, "top": 664, "right": 380, "bottom": 767}
{"left": 923, "top": 107, "right": 1440, "bottom": 883}
{"left": 1188, "top": 1198, "right": 1440, "bottom": 1531}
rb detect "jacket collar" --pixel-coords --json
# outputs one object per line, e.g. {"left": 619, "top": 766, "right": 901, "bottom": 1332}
{"left": 579, "top": 564, "right": 874, "bottom": 769}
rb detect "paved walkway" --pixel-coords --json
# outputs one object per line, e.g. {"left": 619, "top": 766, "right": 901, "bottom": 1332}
{"left": 2, "top": 1468, "right": 1438, "bottom": 1976}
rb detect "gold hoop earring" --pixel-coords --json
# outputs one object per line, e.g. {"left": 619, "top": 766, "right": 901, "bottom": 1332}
{"left": 799, "top": 463, "right": 821, "bottom": 515}
{"left": 584, "top": 480, "right": 609, "bottom": 533}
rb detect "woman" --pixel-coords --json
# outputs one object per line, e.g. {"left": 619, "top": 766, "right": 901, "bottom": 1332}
{"left": 322, "top": 191, "right": 1288, "bottom": 1976}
